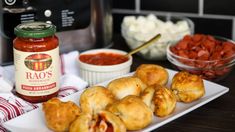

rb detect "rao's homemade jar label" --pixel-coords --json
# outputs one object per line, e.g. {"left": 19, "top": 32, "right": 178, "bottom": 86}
{"left": 14, "top": 22, "right": 59, "bottom": 103}
{"left": 14, "top": 47, "right": 59, "bottom": 96}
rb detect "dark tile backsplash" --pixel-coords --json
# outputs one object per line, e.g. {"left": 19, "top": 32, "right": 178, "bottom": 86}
{"left": 112, "top": 0, "right": 235, "bottom": 40}
{"left": 113, "top": 14, "right": 126, "bottom": 34}
{"left": 141, "top": 0, "right": 198, "bottom": 13}
{"left": 204, "top": 0, "right": 235, "bottom": 16}
{"left": 112, "top": 0, "right": 135, "bottom": 9}
{"left": 189, "top": 17, "right": 232, "bottom": 38}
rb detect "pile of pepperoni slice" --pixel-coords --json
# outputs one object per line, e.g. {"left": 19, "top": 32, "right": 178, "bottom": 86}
{"left": 170, "top": 34, "right": 235, "bottom": 81}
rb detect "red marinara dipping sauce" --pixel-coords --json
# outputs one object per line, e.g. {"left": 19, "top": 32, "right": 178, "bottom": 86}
{"left": 79, "top": 52, "right": 129, "bottom": 65}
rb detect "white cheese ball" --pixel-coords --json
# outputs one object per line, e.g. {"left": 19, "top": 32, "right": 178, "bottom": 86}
{"left": 121, "top": 14, "right": 191, "bottom": 59}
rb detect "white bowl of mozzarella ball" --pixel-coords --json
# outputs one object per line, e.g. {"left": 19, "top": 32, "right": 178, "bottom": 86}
{"left": 121, "top": 14, "right": 194, "bottom": 60}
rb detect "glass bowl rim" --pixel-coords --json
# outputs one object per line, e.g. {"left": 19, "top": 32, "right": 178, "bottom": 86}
{"left": 121, "top": 15, "right": 195, "bottom": 44}
{"left": 167, "top": 35, "right": 235, "bottom": 63}
{"left": 166, "top": 35, "right": 235, "bottom": 70}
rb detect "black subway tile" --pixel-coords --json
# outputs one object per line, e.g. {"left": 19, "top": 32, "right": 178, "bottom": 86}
{"left": 113, "top": 13, "right": 136, "bottom": 33}
{"left": 141, "top": 0, "right": 198, "bottom": 13}
{"left": 204, "top": 0, "right": 235, "bottom": 16}
{"left": 113, "top": 13, "right": 124, "bottom": 33}
{"left": 189, "top": 17, "right": 232, "bottom": 39}
{"left": 112, "top": 0, "right": 135, "bottom": 9}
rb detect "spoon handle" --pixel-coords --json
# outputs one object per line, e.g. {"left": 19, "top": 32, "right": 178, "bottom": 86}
{"left": 125, "top": 34, "right": 161, "bottom": 57}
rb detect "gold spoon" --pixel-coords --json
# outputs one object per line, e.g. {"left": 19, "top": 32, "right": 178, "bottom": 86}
{"left": 125, "top": 33, "right": 161, "bottom": 57}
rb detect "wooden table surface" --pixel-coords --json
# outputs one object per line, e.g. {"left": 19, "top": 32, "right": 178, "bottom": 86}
{"left": 112, "top": 34, "right": 235, "bottom": 132}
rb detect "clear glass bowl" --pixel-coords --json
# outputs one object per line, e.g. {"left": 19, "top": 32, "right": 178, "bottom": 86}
{"left": 121, "top": 15, "right": 194, "bottom": 60}
{"left": 166, "top": 36, "right": 235, "bottom": 82}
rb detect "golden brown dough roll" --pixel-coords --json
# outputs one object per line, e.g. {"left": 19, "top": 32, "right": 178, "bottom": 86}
{"left": 171, "top": 71, "right": 205, "bottom": 103}
{"left": 79, "top": 86, "right": 116, "bottom": 115}
{"left": 42, "top": 98, "right": 81, "bottom": 132}
{"left": 153, "top": 85, "right": 176, "bottom": 117}
{"left": 70, "top": 110, "right": 126, "bottom": 132}
{"left": 140, "top": 86, "right": 155, "bottom": 112}
{"left": 134, "top": 64, "right": 169, "bottom": 86}
{"left": 69, "top": 113, "right": 92, "bottom": 132}
{"left": 107, "top": 76, "right": 146, "bottom": 99}
{"left": 107, "top": 95, "right": 153, "bottom": 130}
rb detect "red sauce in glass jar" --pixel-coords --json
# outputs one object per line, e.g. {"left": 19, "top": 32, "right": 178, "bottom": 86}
{"left": 13, "top": 22, "right": 60, "bottom": 103}
{"left": 79, "top": 52, "right": 128, "bottom": 65}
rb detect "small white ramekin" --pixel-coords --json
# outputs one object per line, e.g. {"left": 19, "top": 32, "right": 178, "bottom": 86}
{"left": 78, "top": 49, "right": 133, "bottom": 86}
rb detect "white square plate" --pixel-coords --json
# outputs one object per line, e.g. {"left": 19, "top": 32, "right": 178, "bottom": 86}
{"left": 3, "top": 69, "right": 229, "bottom": 132}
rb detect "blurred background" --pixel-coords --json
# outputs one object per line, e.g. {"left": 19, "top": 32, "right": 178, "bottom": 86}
{"left": 112, "top": 0, "right": 235, "bottom": 39}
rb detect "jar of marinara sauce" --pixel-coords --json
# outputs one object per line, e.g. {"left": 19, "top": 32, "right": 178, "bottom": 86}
{"left": 13, "top": 22, "right": 60, "bottom": 103}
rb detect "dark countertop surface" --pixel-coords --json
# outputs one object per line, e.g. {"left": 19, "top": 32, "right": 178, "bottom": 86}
{"left": 112, "top": 34, "right": 235, "bottom": 132}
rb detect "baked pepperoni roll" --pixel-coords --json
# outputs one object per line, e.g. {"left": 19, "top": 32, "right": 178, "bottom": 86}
{"left": 42, "top": 98, "right": 81, "bottom": 132}
{"left": 70, "top": 110, "right": 126, "bottom": 132}
{"left": 171, "top": 71, "right": 205, "bottom": 103}
{"left": 140, "top": 86, "right": 156, "bottom": 112}
{"left": 153, "top": 85, "right": 176, "bottom": 117}
{"left": 107, "top": 76, "right": 146, "bottom": 99}
{"left": 79, "top": 86, "right": 116, "bottom": 115}
{"left": 134, "top": 64, "right": 169, "bottom": 86}
{"left": 106, "top": 95, "right": 153, "bottom": 130}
